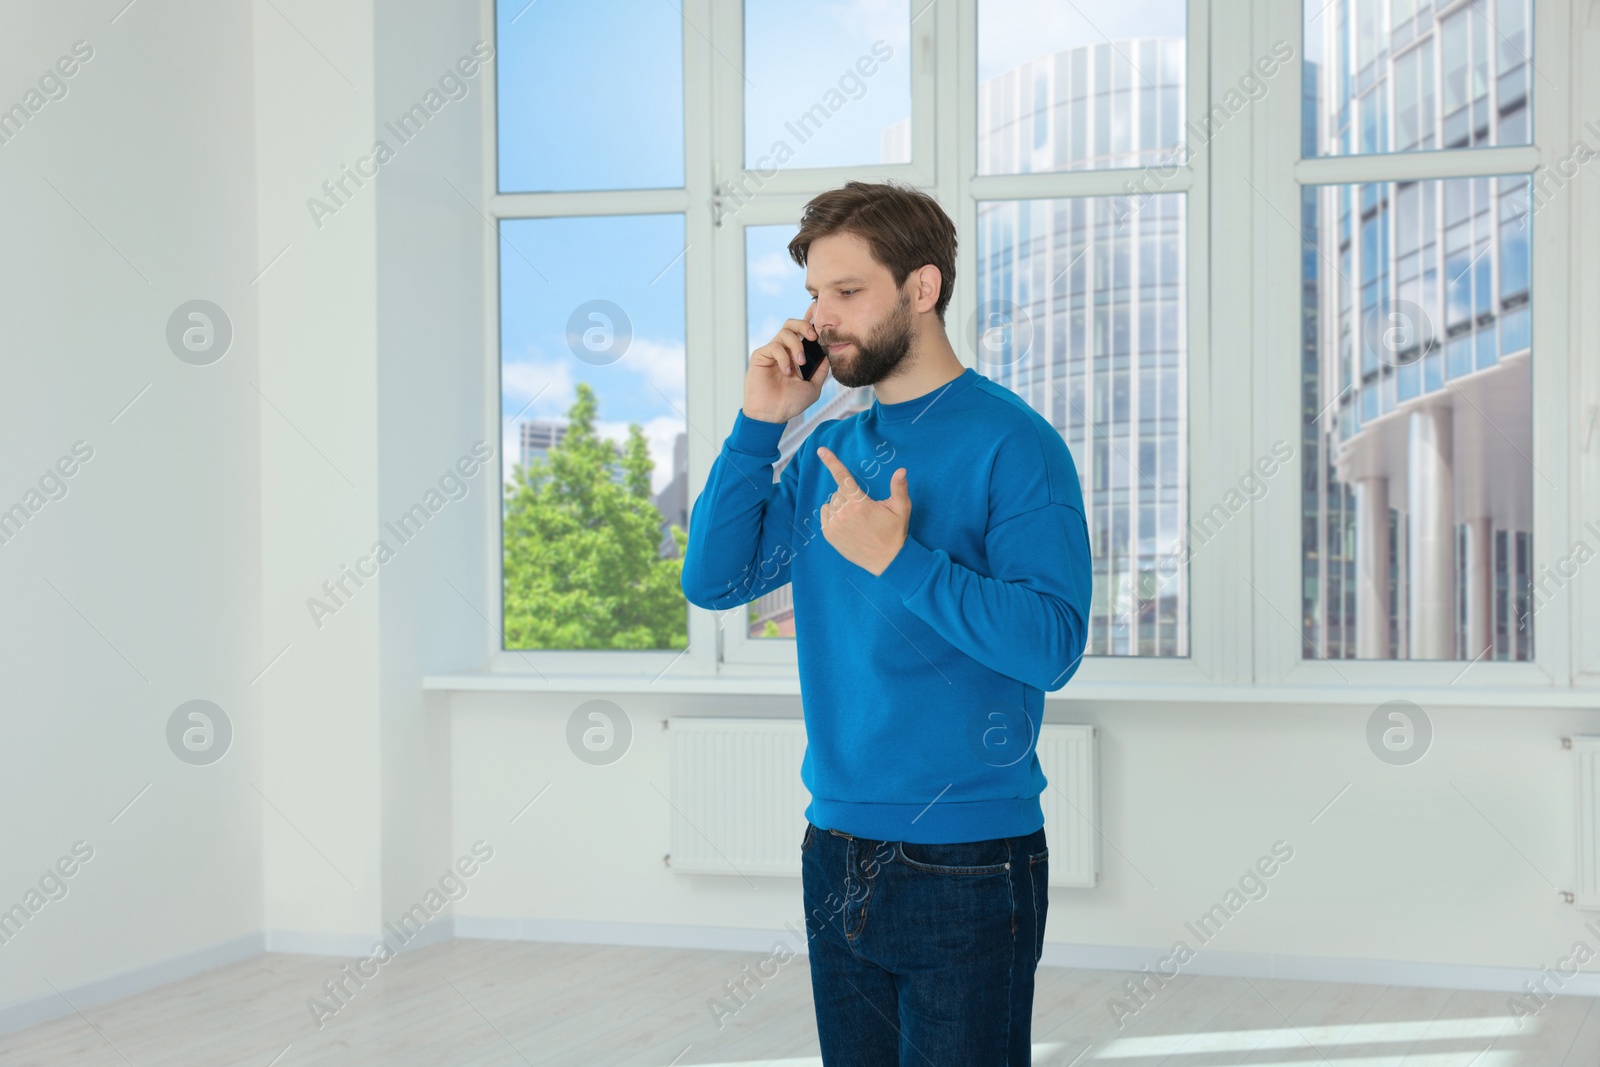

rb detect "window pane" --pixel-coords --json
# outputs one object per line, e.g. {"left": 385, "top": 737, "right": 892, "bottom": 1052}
{"left": 978, "top": 194, "right": 1189, "bottom": 657}
{"left": 1301, "top": 177, "right": 1533, "bottom": 660}
{"left": 499, "top": 215, "right": 689, "bottom": 650}
{"left": 743, "top": 225, "right": 873, "bottom": 639}
{"left": 1305, "top": 0, "right": 1532, "bottom": 157}
{"left": 496, "top": 1, "right": 684, "bottom": 191}
{"left": 743, "top": 1, "right": 912, "bottom": 170}
{"left": 978, "top": 0, "right": 1186, "bottom": 175}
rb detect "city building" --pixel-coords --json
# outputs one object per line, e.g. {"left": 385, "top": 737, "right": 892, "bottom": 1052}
{"left": 970, "top": 37, "right": 1189, "bottom": 657}
{"left": 653, "top": 430, "right": 689, "bottom": 558}
{"left": 519, "top": 418, "right": 569, "bottom": 473}
{"left": 1302, "top": 0, "right": 1533, "bottom": 661}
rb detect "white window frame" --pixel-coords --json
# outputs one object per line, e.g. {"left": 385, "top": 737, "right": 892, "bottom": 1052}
{"left": 1249, "top": 0, "right": 1582, "bottom": 693}
{"left": 462, "top": 0, "right": 1599, "bottom": 706}
{"left": 1578, "top": 4, "right": 1600, "bottom": 686}
{"left": 709, "top": 0, "right": 1219, "bottom": 690}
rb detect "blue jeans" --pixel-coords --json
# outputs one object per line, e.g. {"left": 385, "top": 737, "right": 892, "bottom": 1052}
{"left": 800, "top": 819, "right": 1049, "bottom": 1066}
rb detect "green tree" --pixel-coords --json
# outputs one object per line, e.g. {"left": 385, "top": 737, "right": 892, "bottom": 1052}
{"left": 503, "top": 382, "right": 688, "bottom": 649}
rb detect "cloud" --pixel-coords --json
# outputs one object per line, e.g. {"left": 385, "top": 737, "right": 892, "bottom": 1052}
{"left": 750, "top": 248, "right": 800, "bottom": 296}
{"left": 595, "top": 415, "right": 687, "bottom": 497}
{"left": 749, "top": 313, "right": 790, "bottom": 353}
{"left": 504, "top": 334, "right": 684, "bottom": 415}
{"left": 819, "top": 0, "right": 904, "bottom": 54}
{"left": 500, "top": 342, "right": 688, "bottom": 497}
{"left": 502, "top": 356, "right": 575, "bottom": 420}
{"left": 614, "top": 336, "right": 686, "bottom": 407}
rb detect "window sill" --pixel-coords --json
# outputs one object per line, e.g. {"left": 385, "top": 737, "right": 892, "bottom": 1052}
{"left": 422, "top": 672, "right": 1600, "bottom": 709}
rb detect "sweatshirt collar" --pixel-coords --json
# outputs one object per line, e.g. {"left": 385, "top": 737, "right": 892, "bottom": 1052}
{"left": 871, "top": 368, "right": 977, "bottom": 423}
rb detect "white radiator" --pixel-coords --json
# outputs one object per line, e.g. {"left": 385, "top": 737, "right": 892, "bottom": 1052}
{"left": 1036, "top": 724, "right": 1100, "bottom": 888}
{"left": 1575, "top": 735, "right": 1600, "bottom": 909}
{"left": 667, "top": 717, "right": 812, "bottom": 877}
{"left": 667, "top": 717, "right": 1099, "bottom": 888}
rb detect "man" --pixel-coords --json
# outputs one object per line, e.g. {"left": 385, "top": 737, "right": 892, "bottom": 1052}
{"left": 680, "top": 179, "right": 1092, "bottom": 1065}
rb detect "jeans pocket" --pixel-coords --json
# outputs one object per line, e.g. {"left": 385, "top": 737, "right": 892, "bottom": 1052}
{"left": 895, "top": 838, "right": 1012, "bottom": 875}
{"left": 1029, "top": 848, "right": 1049, "bottom": 964}
{"left": 801, "top": 822, "right": 816, "bottom": 854}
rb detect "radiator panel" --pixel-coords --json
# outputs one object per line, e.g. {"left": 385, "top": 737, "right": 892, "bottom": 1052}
{"left": 667, "top": 717, "right": 1099, "bottom": 888}
{"left": 1576, "top": 735, "right": 1600, "bottom": 909}
{"left": 667, "top": 717, "right": 811, "bottom": 877}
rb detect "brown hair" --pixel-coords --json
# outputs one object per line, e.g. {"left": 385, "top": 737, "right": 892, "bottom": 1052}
{"left": 788, "top": 180, "right": 957, "bottom": 323}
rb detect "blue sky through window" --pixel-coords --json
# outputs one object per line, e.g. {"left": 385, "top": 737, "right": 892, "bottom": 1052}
{"left": 743, "top": 0, "right": 911, "bottom": 169}
{"left": 977, "top": 0, "right": 1184, "bottom": 81}
{"left": 495, "top": 0, "right": 684, "bottom": 192}
{"left": 498, "top": 215, "right": 687, "bottom": 497}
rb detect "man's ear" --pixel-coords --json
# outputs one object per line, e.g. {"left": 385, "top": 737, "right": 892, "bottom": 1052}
{"left": 913, "top": 264, "right": 942, "bottom": 315}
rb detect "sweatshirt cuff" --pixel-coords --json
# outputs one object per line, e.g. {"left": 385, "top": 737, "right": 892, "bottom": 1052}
{"left": 728, "top": 409, "right": 788, "bottom": 457}
{"left": 876, "top": 534, "right": 938, "bottom": 597}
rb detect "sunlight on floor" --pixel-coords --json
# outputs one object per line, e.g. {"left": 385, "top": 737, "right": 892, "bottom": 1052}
{"left": 658, "top": 1023, "right": 1535, "bottom": 1066}
{"left": 657, "top": 1017, "right": 1535, "bottom": 1065}
{"left": 1089, "top": 1015, "right": 1529, "bottom": 1059}
{"left": 666, "top": 1046, "right": 1073, "bottom": 1066}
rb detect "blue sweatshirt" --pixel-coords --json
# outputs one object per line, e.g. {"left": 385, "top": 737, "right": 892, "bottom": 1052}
{"left": 680, "top": 367, "right": 1092, "bottom": 844}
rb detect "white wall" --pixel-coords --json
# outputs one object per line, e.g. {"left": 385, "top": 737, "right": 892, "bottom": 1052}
{"left": 370, "top": 0, "right": 491, "bottom": 931}
{"left": 0, "top": 0, "right": 491, "bottom": 1029}
{"left": 448, "top": 690, "right": 1600, "bottom": 988}
{"left": 253, "top": 0, "right": 385, "bottom": 951}
{"left": 253, "top": 0, "right": 491, "bottom": 950}
{"left": 0, "top": 0, "right": 265, "bottom": 1013}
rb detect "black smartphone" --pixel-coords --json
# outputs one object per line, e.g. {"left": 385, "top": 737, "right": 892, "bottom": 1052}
{"left": 798, "top": 335, "right": 828, "bottom": 381}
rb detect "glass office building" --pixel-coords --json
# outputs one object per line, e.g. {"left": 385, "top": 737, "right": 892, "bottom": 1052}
{"left": 1302, "top": 0, "right": 1534, "bottom": 661}
{"left": 971, "top": 37, "right": 1189, "bottom": 657}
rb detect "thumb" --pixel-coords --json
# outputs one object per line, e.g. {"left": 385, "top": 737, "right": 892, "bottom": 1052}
{"left": 889, "top": 468, "right": 911, "bottom": 511}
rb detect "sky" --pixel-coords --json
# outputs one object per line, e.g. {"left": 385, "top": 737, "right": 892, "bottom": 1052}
{"left": 977, "top": 0, "right": 1184, "bottom": 81}
{"left": 497, "top": 214, "right": 686, "bottom": 498}
{"left": 742, "top": 0, "right": 911, "bottom": 169}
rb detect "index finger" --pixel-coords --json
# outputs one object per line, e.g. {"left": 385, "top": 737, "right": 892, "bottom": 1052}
{"left": 815, "top": 446, "right": 858, "bottom": 492}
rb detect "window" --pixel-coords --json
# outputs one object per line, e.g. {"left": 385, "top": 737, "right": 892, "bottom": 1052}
{"left": 977, "top": 5, "right": 1186, "bottom": 175}
{"left": 971, "top": 0, "right": 1191, "bottom": 657}
{"left": 484, "top": 0, "right": 1578, "bottom": 695}
{"left": 494, "top": 2, "right": 690, "bottom": 652}
{"left": 743, "top": 2, "right": 912, "bottom": 170}
{"left": 731, "top": 0, "right": 1196, "bottom": 659}
{"left": 1307, "top": 0, "right": 1531, "bottom": 156}
{"left": 1300, "top": 0, "right": 1535, "bottom": 662}
{"left": 496, "top": 1, "right": 683, "bottom": 191}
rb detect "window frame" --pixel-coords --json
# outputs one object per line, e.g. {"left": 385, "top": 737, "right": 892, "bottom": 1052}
{"left": 1248, "top": 0, "right": 1577, "bottom": 692}
{"left": 481, "top": 0, "right": 717, "bottom": 681}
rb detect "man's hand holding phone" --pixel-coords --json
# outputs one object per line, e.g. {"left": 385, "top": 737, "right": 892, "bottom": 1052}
{"left": 743, "top": 303, "right": 831, "bottom": 424}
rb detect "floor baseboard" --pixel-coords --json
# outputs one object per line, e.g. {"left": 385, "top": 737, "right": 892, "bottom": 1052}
{"left": 0, "top": 931, "right": 263, "bottom": 1036}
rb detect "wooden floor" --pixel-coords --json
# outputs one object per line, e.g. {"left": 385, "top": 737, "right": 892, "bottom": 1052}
{"left": 2, "top": 939, "right": 1597, "bottom": 1065}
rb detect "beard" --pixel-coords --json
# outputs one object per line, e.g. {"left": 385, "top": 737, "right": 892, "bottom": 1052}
{"left": 819, "top": 290, "right": 915, "bottom": 388}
